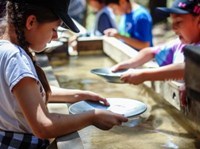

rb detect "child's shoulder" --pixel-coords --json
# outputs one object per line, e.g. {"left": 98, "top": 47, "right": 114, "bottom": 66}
{"left": 0, "top": 40, "right": 21, "bottom": 55}
{"left": 153, "top": 38, "right": 180, "bottom": 49}
{"left": 152, "top": 38, "right": 184, "bottom": 53}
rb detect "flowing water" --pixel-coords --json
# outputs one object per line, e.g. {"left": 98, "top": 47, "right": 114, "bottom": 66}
{"left": 49, "top": 53, "right": 200, "bottom": 149}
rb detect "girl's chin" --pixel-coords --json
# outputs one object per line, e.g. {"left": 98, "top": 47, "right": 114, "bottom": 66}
{"left": 30, "top": 46, "right": 46, "bottom": 53}
{"left": 35, "top": 49, "right": 45, "bottom": 53}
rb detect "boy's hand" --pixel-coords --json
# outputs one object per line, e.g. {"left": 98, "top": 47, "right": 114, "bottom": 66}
{"left": 121, "top": 69, "right": 146, "bottom": 85}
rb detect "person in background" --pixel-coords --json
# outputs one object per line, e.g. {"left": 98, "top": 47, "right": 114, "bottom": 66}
{"left": 0, "top": 0, "right": 128, "bottom": 148}
{"left": 111, "top": 0, "right": 200, "bottom": 85}
{"left": 68, "top": 0, "right": 86, "bottom": 26}
{"left": 104, "top": 0, "right": 153, "bottom": 50}
{"left": 89, "top": 0, "right": 117, "bottom": 36}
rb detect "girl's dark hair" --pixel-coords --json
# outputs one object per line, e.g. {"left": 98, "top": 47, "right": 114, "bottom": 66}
{"left": 6, "top": 1, "right": 59, "bottom": 101}
{"left": 0, "top": 0, "right": 6, "bottom": 36}
{"left": 105, "top": 0, "right": 130, "bottom": 5}
{"left": 0, "top": 0, "right": 6, "bottom": 18}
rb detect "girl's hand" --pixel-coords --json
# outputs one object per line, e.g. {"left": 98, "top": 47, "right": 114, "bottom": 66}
{"left": 78, "top": 91, "right": 109, "bottom": 106}
{"left": 92, "top": 109, "right": 128, "bottom": 130}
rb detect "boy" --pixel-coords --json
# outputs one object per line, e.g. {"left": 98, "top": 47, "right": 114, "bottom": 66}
{"left": 111, "top": 0, "right": 200, "bottom": 85}
{"left": 104, "top": 0, "right": 153, "bottom": 50}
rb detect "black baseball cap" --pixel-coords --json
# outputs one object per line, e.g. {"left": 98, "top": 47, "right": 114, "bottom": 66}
{"left": 156, "top": 0, "right": 200, "bottom": 17}
{"left": 10, "top": 0, "right": 80, "bottom": 33}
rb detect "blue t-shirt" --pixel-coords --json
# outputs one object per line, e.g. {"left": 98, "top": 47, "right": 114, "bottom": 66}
{"left": 118, "top": 6, "right": 153, "bottom": 48}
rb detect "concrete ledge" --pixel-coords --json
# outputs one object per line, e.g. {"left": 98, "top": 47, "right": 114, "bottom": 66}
{"left": 103, "top": 37, "right": 138, "bottom": 62}
{"left": 77, "top": 36, "right": 104, "bottom": 52}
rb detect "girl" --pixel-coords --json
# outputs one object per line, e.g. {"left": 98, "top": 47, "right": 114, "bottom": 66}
{"left": 111, "top": 0, "right": 200, "bottom": 85}
{"left": 0, "top": 0, "right": 128, "bottom": 148}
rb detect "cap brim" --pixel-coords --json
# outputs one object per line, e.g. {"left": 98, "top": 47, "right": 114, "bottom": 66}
{"left": 58, "top": 13, "right": 80, "bottom": 33}
{"left": 12, "top": 0, "right": 80, "bottom": 33}
{"left": 156, "top": 7, "right": 189, "bottom": 18}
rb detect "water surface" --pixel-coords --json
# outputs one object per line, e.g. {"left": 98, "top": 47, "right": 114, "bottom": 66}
{"left": 50, "top": 54, "right": 199, "bottom": 149}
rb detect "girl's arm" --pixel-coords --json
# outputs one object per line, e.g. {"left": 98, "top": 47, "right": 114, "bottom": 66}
{"left": 13, "top": 78, "right": 128, "bottom": 139}
{"left": 49, "top": 86, "right": 109, "bottom": 105}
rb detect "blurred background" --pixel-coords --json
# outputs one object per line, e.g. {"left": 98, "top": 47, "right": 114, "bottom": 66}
{"left": 83, "top": 0, "right": 175, "bottom": 46}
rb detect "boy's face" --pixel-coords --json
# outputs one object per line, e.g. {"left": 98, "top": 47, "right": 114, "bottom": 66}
{"left": 170, "top": 14, "right": 200, "bottom": 44}
{"left": 109, "top": 3, "right": 123, "bottom": 15}
{"left": 89, "top": 0, "right": 102, "bottom": 12}
{"left": 109, "top": 0, "right": 130, "bottom": 15}
{"left": 119, "top": 0, "right": 130, "bottom": 13}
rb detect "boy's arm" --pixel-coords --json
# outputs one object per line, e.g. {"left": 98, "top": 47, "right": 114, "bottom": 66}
{"left": 115, "top": 34, "right": 150, "bottom": 50}
{"left": 121, "top": 63, "right": 185, "bottom": 85}
{"left": 143, "top": 63, "right": 185, "bottom": 81}
{"left": 112, "top": 47, "right": 155, "bottom": 71}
